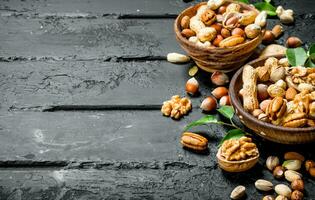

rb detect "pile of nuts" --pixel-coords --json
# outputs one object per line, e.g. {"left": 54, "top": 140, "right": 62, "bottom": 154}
{"left": 240, "top": 57, "right": 315, "bottom": 128}
{"left": 180, "top": 0, "right": 265, "bottom": 48}
{"left": 161, "top": 95, "right": 192, "bottom": 119}
{"left": 220, "top": 136, "right": 259, "bottom": 161}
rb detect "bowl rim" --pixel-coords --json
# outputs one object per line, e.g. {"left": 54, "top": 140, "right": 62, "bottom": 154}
{"left": 216, "top": 147, "right": 259, "bottom": 164}
{"left": 174, "top": 0, "right": 263, "bottom": 51}
{"left": 229, "top": 54, "right": 315, "bottom": 133}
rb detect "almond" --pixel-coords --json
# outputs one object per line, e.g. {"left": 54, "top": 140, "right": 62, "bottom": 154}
{"left": 285, "top": 87, "right": 297, "bottom": 101}
{"left": 181, "top": 29, "right": 196, "bottom": 38}
{"left": 284, "top": 152, "right": 305, "bottom": 162}
{"left": 181, "top": 16, "right": 190, "bottom": 29}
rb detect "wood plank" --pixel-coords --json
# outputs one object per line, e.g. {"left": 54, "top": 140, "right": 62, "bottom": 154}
{"left": 0, "top": 17, "right": 184, "bottom": 59}
{"left": 0, "top": 60, "right": 217, "bottom": 110}
{"left": 0, "top": 167, "right": 315, "bottom": 199}
{"left": 0, "top": 110, "right": 223, "bottom": 167}
{"left": 1, "top": 0, "right": 314, "bottom": 16}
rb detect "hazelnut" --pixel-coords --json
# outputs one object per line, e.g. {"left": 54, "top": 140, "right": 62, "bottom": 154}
{"left": 221, "top": 28, "right": 231, "bottom": 38}
{"left": 305, "top": 160, "right": 315, "bottom": 171}
{"left": 257, "top": 84, "right": 269, "bottom": 101}
{"left": 273, "top": 166, "right": 285, "bottom": 179}
{"left": 211, "top": 71, "right": 229, "bottom": 86}
{"left": 260, "top": 99, "right": 272, "bottom": 113}
{"left": 291, "top": 190, "right": 303, "bottom": 200}
{"left": 263, "top": 30, "right": 276, "bottom": 45}
{"left": 219, "top": 95, "right": 230, "bottom": 106}
{"left": 266, "top": 156, "right": 280, "bottom": 171}
{"left": 291, "top": 179, "right": 304, "bottom": 191}
{"left": 213, "top": 35, "right": 224, "bottom": 47}
{"left": 232, "top": 28, "right": 245, "bottom": 38}
{"left": 181, "top": 29, "right": 196, "bottom": 38}
{"left": 272, "top": 25, "right": 284, "bottom": 38}
{"left": 200, "top": 96, "right": 217, "bottom": 112}
{"left": 211, "top": 23, "right": 222, "bottom": 33}
{"left": 211, "top": 87, "right": 228, "bottom": 99}
{"left": 185, "top": 77, "right": 199, "bottom": 96}
{"left": 286, "top": 37, "right": 302, "bottom": 48}
{"left": 310, "top": 167, "right": 315, "bottom": 178}
{"left": 244, "top": 24, "right": 261, "bottom": 39}
{"left": 181, "top": 15, "right": 190, "bottom": 29}
{"left": 218, "top": 6, "right": 226, "bottom": 14}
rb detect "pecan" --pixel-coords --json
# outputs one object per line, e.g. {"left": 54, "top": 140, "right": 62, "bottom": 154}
{"left": 201, "top": 9, "right": 216, "bottom": 26}
{"left": 181, "top": 132, "right": 208, "bottom": 151}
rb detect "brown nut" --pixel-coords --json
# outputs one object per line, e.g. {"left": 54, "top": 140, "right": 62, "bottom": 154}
{"left": 181, "top": 29, "right": 196, "bottom": 38}
{"left": 272, "top": 25, "right": 284, "bottom": 38}
{"left": 252, "top": 109, "right": 264, "bottom": 118}
{"left": 197, "top": 27, "right": 217, "bottom": 42}
{"left": 221, "top": 28, "right": 231, "bottom": 38}
{"left": 219, "top": 35, "right": 245, "bottom": 47}
{"left": 284, "top": 152, "right": 305, "bottom": 162}
{"left": 256, "top": 66, "right": 270, "bottom": 82}
{"left": 285, "top": 87, "right": 297, "bottom": 101}
{"left": 211, "top": 87, "right": 228, "bottom": 99}
{"left": 290, "top": 190, "right": 303, "bottom": 200}
{"left": 286, "top": 37, "right": 302, "bottom": 48}
{"left": 291, "top": 179, "right": 304, "bottom": 191}
{"left": 230, "top": 185, "right": 246, "bottom": 200}
{"left": 211, "top": 23, "right": 222, "bottom": 33}
{"left": 201, "top": 9, "right": 216, "bottom": 26}
{"left": 218, "top": 5, "right": 227, "bottom": 14}
{"left": 267, "top": 84, "right": 286, "bottom": 98}
{"left": 283, "top": 113, "right": 307, "bottom": 128}
{"left": 310, "top": 167, "right": 315, "bottom": 178}
{"left": 232, "top": 28, "right": 245, "bottom": 38}
{"left": 263, "top": 30, "right": 276, "bottom": 45}
{"left": 180, "top": 132, "right": 208, "bottom": 151}
{"left": 200, "top": 96, "right": 217, "bottom": 112}
{"left": 305, "top": 160, "right": 315, "bottom": 171}
{"left": 213, "top": 35, "right": 224, "bottom": 47}
{"left": 260, "top": 99, "right": 272, "bottom": 113}
{"left": 257, "top": 84, "right": 269, "bottom": 101}
{"left": 181, "top": 15, "right": 190, "bottom": 29}
{"left": 244, "top": 24, "right": 261, "bottom": 39}
{"left": 186, "top": 77, "right": 199, "bottom": 96}
{"left": 239, "top": 11, "right": 257, "bottom": 26}
{"left": 263, "top": 195, "right": 275, "bottom": 200}
{"left": 258, "top": 113, "right": 269, "bottom": 122}
{"left": 273, "top": 166, "right": 285, "bottom": 179}
{"left": 211, "top": 71, "right": 229, "bottom": 85}
{"left": 219, "top": 95, "right": 230, "bottom": 106}
{"left": 266, "top": 96, "right": 287, "bottom": 124}
{"left": 223, "top": 12, "right": 240, "bottom": 30}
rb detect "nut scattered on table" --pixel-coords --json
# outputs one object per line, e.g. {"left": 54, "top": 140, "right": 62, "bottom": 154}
{"left": 200, "top": 96, "right": 217, "bottom": 112}
{"left": 161, "top": 95, "right": 192, "bottom": 119}
{"left": 180, "top": 132, "right": 208, "bottom": 151}
{"left": 276, "top": 6, "right": 294, "bottom": 24}
{"left": 255, "top": 179, "right": 274, "bottom": 191}
{"left": 167, "top": 52, "right": 190, "bottom": 63}
{"left": 211, "top": 71, "right": 229, "bottom": 86}
{"left": 186, "top": 77, "right": 199, "bottom": 96}
{"left": 230, "top": 185, "right": 246, "bottom": 200}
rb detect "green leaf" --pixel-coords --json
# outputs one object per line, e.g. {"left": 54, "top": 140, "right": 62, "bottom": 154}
{"left": 254, "top": 2, "right": 277, "bottom": 16}
{"left": 308, "top": 43, "right": 315, "bottom": 56}
{"left": 217, "top": 106, "right": 235, "bottom": 120}
{"left": 236, "top": 0, "right": 249, "bottom": 4}
{"left": 218, "top": 129, "right": 245, "bottom": 147}
{"left": 264, "top": 0, "right": 271, "bottom": 3}
{"left": 305, "top": 58, "right": 315, "bottom": 68}
{"left": 286, "top": 48, "right": 308, "bottom": 67}
{"left": 184, "top": 115, "right": 219, "bottom": 131}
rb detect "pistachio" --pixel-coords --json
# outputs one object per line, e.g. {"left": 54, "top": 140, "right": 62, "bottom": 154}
{"left": 266, "top": 156, "right": 280, "bottom": 171}
{"left": 275, "top": 184, "right": 292, "bottom": 198}
{"left": 197, "top": 27, "right": 217, "bottom": 42}
{"left": 245, "top": 24, "right": 261, "bottom": 39}
{"left": 207, "top": 0, "right": 225, "bottom": 10}
{"left": 276, "top": 6, "right": 294, "bottom": 24}
{"left": 284, "top": 152, "right": 305, "bottom": 162}
{"left": 286, "top": 37, "right": 302, "bottom": 48}
{"left": 226, "top": 3, "right": 241, "bottom": 13}
{"left": 240, "top": 11, "right": 257, "bottom": 26}
{"left": 181, "top": 16, "right": 190, "bottom": 29}
{"left": 273, "top": 166, "right": 285, "bottom": 179}
{"left": 284, "top": 170, "right": 302, "bottom": 182}
{"left": 255, "top": 179, "right": 273, "bottom": 191}
{"left": 263, "top": 195, "right": 275, "bottom": 200}
{"left": 167, "top": 53, "right": 190, "bottom": 63}
{"left": 291, "top": 179, "right": 304, "bottom": 191}
{"left": 275, "top": 196, "right": 289, "bottom": 200}
{"left": 267, "top": 84, "right": 286, "bottom": 98}
{"left": 282, "top": 160, "right": 302, "bottom": 171}
{"left": 223, "top": 12, "right": 240, "bottom": 30}
{"left": 291, "top": 190, "right": 304, "bottom": 200}
{"left": 180, "top": 132, "right": 208, "bottom": 151}
{"left": 272, "top": 25, "right": 284, "bottom": 38}
{"left": 219, "top": 35, "right": 244, "bottom": 47}
{"left": 230, "top": 185, "right": 246, "bottom": 200}
{"left": 270, "top": 66, "right": 286, "bottom": 83}
{"left": 255, "top": 11, "right": 267, "bottom": 27}
{"left": 258, "top": 113, "right": 269, "bottom": 122}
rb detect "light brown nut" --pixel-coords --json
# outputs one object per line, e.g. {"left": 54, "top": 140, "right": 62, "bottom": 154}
{"left": 260, "top": 99, "right": 272, "bottom": 113}
{"left": 230, "top": 185, "right": 246, "bottom": 200}
{"left": 189, "top": 18, "right": 206, "bottom": 33}
{"left": 223, "top": 12, "right": 240, "bottom": 30}
{"left": 218, "top": 5, "right": 226, "bottom": 14}
{"left": 181, "top": 16, "right": 190, "bottom": 29}
{"left": 283, "top": 119, "right": 307, "bottom": 128}
{"left": 167, "top": 53, "right": 190, "bottom": 63}
{"left": 212, "top": 87, "right": 229, "bottom": 99}
{"left": 213, "top": 35, "right": 224, "bottom": 47}
{"left": 270, "top": 66, "right": 286, "bottom": 83}
{"left": 257, "top": 84, "right": 269, "bottom": 101}
{"left": 219, "top": 95, "right": 230, "bottom": 106}
{"left": 267, "top": 84, "right": 286, "bottom": 98}
{"left": 273, "top": 166, "right": 285, "bottom": 179}
{"left": 282, "top": 160, "right": 302, "bottom": 171}
{"left": 197, "top": 27, "right": 217, "bottom": 42}
{"left": 305, "top": 160, "right": 315, "bottom": 171}
{"left": 226, "top": 3, "right": 241, "bottom": 13}
{"left": 291, "top": 179, "right": 304, "bottom": 191}
{"left": 207, "top": 0, "right": 225, "bottom": 10}
{"left": 200, "top": 96, "right": 217, "bottom": 112}
{"left": 240, "top": 11, "right": 257, "bottom": 26}
{"left": 255, "top": 179, "right": 273, "bottom": 191}
{"left": 286, "top": 37, "right": 303, "bottom": 48}
{"left": 245, "top": 24, "right": 261, "bottom": 39}
{"left": 284, "top": 170, "right": 302, "bottom": 182}
{"left": 263, "top": 30, "right": 276, "bottom": 45}
{"left": 291, "top": 190, "right": 304, "bottom": 200}
{"left": 181, "top": 29, "right": 196, "bottom": 38}
{"left": 283, "top": 113, "right": 307, "bottom": 124}
{"left": 275, "top": 184, "right": 292, "bottom": 198}
{"left": 272, "top": 24, "right": 284, "bottom": 38}
{"left": 221, "top": 28, "right": 231, "bottom": 38}
{"left": 219, "top": 35, "right": 245, "bottom": 47}
{"left": 284, "top": 152, "right": 305, "bottom": 162}
{"left": 267, "top": 96, "right": 287, "bottom": 121}
{"left": 310, "top": 167, "right": 315, "bottom": 178}
{"left": 256, "top": 66, "right": 270, "bottom": 82}
{"left": 201, "top": 9, "right": 216, "bottom": 26}
{"left": 180, "top": 132, "right": 208, "bottom": 151}
{"left": 285, "top": 87, "right": 297, "bottom": 101}
{"left": 263, "top": 195, "right": 275, "bottom": 200}
{"left": 211, "top": 71, "right": 229, "bottom": 86}
{"left": 258, "top": 113, "right": 269, "bottom": 122}
{"left": 252, "top": 109, "right": 264, "bottom": 118}
{"left": 211, "top": 23, "right": 222, "bottom": 33}
{"left": 275, "top": 196, "right": 288, "bottom": 200}
{"left": 242, "top": 65, "right": 259, "bottom": 112}
{"left": 231, "top": 28, "right": 245, "bottom": 38}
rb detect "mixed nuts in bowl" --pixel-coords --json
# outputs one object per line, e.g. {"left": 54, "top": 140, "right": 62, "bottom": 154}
{"left": 229, "top": 54, "right": 315, "bottom": 144}
{"left": 174, "top": 0, "right": 265, "bottom": 72}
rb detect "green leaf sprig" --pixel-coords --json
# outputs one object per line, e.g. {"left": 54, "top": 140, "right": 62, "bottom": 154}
{"left": 286, "top": 44, "right": 315, "bottom": 68}
{"left": 184, "top": 106, "right": 248, "bottom": 146}
{"left": 236, "top": 0, "right": 277, "bottom": 16}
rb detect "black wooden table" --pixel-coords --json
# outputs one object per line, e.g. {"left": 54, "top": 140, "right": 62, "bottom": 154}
{"left": 0, "top": 0, "right": 314, "bottom": 199}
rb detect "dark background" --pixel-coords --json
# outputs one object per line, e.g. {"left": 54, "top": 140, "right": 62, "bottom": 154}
{"left": 0, "top": 0, "right": 314, "bottom": 199}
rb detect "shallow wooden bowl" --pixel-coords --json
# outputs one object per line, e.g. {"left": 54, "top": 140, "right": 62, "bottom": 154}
{"left": 174, "top": 0, "right": 263, "bottom": 73}
{"left": 216, "top": 147, "right": 259, "bottom": 172}
{"left": 229, "top": 54, "right": 315, "bottom": 144}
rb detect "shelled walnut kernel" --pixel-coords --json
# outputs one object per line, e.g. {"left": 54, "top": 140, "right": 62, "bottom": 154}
{"left": 161, "top": 95, "right": 192, "bottom": 119}
{"left": 221, "top": 137, "right": 259, "bottom": 161}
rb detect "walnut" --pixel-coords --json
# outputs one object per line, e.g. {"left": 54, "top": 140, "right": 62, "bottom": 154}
{"left": 221, "top": 137, "right": 259, "bottom": 161}
{"left": 266, "top": 96, "right": 287, "bottom": 125}
{"left": 161, "top": 95, "right": 192, "bottom": 119}
{"left": 200, "top": 9, "right": 216, "bottom": 26}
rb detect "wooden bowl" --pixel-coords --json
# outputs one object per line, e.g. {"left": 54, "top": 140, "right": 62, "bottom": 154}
{"left": 216, "top": 147, "right": 259, "bottom": 172}
{"left": 174, "top": 0, "right": 263, "bottom": 73}
{"left": 229, "top": 54, "right": 315, "bottom": 144}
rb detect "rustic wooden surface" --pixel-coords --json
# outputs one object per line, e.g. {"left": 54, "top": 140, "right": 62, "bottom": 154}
{"left": 0, "top": 0, "right": 315, "bottom": 199}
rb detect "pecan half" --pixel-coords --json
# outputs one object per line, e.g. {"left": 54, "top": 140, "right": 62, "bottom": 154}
{"left": 181, "top": 132, "right": 208, "bottom": 151}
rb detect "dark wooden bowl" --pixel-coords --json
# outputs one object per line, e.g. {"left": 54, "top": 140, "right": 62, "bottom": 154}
{"left": 229, "top": 54, "right": 315, "bottom": 144}
{"left": 174, "top": 0, "right": 263, "bottom": 73}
